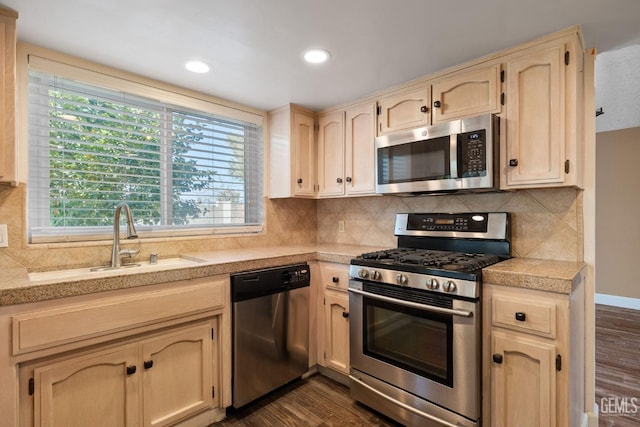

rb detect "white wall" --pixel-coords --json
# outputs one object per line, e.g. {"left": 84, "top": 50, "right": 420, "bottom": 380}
{"left": 595, "top": 44, "right": 640, "bottom": 132}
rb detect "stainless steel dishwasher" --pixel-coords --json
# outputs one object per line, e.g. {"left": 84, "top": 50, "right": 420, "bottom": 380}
{"left": 231, "top": 263, "right": 310, "bottom": 408}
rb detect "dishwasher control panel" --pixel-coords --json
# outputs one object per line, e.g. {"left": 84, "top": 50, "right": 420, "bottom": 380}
{"left": 231, "top": 263, "right": 310, "bottom": 302}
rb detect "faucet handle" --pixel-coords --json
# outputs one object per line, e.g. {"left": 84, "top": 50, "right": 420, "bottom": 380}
{"left": 120, "top": 240, "right": 141, "bottom": 258}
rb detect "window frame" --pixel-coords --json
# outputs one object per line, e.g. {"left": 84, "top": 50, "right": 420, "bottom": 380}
{"left": 17, "top": 43, "right": 267, "bottom": 244}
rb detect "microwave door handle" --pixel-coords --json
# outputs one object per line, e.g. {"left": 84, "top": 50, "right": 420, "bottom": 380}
{"left": 348, "top": 288, "right": 473, "bottom": 318}
{"left": 449, "top": 133, "right": 458, "bottom": 178}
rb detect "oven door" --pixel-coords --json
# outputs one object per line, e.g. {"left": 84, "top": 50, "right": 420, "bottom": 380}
{"left": 348, "top": 280, "right": 480, "bottom": 422}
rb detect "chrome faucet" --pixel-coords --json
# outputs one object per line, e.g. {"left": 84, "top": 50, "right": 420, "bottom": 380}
{"left": 111, "top": 202, "right": 140, "bottom": 268}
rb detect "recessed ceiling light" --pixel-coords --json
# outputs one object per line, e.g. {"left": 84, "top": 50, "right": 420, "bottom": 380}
{"left": 303, "top": 49, "right": 331, "bottom": 64}
{"left": 185, "top": 60, "right": 211, "bottom": 74}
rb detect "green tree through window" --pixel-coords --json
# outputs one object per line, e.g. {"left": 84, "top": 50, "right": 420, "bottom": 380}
{"left": 28, "top": 69, "right": 263, "bottom": 241}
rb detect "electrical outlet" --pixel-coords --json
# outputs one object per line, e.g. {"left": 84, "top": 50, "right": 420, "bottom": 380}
{"left": 338, "top": 220, "right": 345, "bottom": 233}
{"left": 0, "top": 224, "right": 7, "bottom": 248}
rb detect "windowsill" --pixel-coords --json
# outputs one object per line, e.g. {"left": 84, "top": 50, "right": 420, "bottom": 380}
{"left": 27, "top": 226, "right": 265, "bottom": 249}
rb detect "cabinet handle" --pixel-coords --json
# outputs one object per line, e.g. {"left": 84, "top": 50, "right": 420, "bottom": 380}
{"left": 342, "top": 311, "right": 350, "bottom": 318}
{"left": 492, "top": 354, "right": 503, "bottom": 364}
{"left": 126, "top": 365, "right": 137, "bottom": 375}
{"left": 337, "top": 177, "right": 343, "bottom": 184}
{"left": 420, "top": 105, "right": 429, "bottom": 113}
{"left": 143, "top": 360, "right": 154, "bottom": 369}
{"left": 332, "top": 276, "right": 339, "bottom": 283}
{"left": 297, "top": 178, "right": 303, "bottom": 184}
{"left": 346, "top": 176, "right": 352, "bottom": 183}
{"left": 515, "top": 312, "right": 526, "bottom": 322}
{"left": 509, "top": 159, "right": 519, "bottom": 167}
{"left": 433, "top": 100, "right": 441, "bottom": 108}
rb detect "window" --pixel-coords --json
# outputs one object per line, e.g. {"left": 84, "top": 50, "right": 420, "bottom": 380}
{"left": 26, "top": 58, "right": 264, "bottom": 243}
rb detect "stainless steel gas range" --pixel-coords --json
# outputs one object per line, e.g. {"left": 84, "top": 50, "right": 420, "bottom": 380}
{"left": 348, "top": 212, "right": 511, "bottom": 427}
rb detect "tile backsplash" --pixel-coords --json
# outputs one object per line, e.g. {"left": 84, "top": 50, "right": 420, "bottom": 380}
{"left": 317, "top": 187, "right": 583, "bottom": 262}
{"left": 0, "top": 184, "right": 582, "bottom": 271}
{"left": 0, "top": 185, "right": 317, "bottom": 271}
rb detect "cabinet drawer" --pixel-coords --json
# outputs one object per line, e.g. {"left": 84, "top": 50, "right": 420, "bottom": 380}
{"left": 492, "top": 295, "right": 556, "bottom": 338}
{"left": 12, "top": 276, "right": 227, "bottom": 355}
{"left": 318, "top": 263, "right": 350, "bottom": 292}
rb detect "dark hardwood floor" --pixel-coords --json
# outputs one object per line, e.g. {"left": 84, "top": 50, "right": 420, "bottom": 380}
{"left": 212, "top": 375, "right": 401, "bottom": 427}
{"left": 595, "top": 304, "right": 640, "bottom": 427}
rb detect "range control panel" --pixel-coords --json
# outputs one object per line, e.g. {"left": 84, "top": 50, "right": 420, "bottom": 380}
{"left": 406, "top": 213, "right": 489, "bottom": 232}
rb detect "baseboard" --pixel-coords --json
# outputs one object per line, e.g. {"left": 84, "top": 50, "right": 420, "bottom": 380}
{"left": 595, "top": 293, "right": 640, "bottom": 310}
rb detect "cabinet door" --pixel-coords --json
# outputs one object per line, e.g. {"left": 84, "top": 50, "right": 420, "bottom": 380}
{"left": 504, "top": 43, "right": 566, "bottom": 187}
{"left": 0, "top": 9, "right": 17, "bottom": 184}
{"left": 322, "top": 291, "right": 350, "bottom": 375}
{"left": 377, "top": 85, "right": 431, "bottom": 134}
{"left": 141, "top": 321, "right": 214, "bottom": 427}
{"left": 317, "top": 111, "right": 345, "bottom": 197}
{"left": 491, "top": 331, "right": 556, "bottom": 427}
{"left": 431, "top": 64, "right": 502, "bottom": 123}
{"left": 292, "top": 112, "right": 316, "bottom": 197}
{"left": 345, "top": 102, "right": 376, "bottom": 195}
{"left": 33, "top": 344, "right": 139, "bottom": 427}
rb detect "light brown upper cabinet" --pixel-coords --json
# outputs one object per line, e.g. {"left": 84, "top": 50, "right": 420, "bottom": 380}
{"left": 344, "top": 101, "right": 376, "bottom": 196}
{"left": 377, "top": 85, "right": 431, "bottom": 134}
{"left": 0, "top": 7, "right": 18, "bottom": 185}
{"left": 317, "top": 101, "right": 377, "bottom": 198}
{"left": 431, "top": 64, "right": 502, "bottom": 124}
{"left": 269, "top": 104, "right": 317, "bottom": 198}
{"left": 502, "top": 35, "right": 583, "bottom": 189}
{"left": 317, "top": 111, "right": 345, "bottom": 197}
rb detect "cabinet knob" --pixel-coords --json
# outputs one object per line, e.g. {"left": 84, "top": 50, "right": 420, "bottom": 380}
{"left": 346, "top": 177, "right": 352, "bottom": 183}
{"left": 492, "top": 354, "right": 503, "bottom": 364}
{"left": 143, "top": 360, "right": 154, "bottom": 369}
{"left": 420, "top": 105, "right": 429, "bottom": 113}
{"left": 433, "top": 100, "right": 441, "bottom": 108}
{"left": 515, "top": 312, "right": 526, "bottom": 322}
{"left": 297, "top": 178, "right": 303, "bottom": 184}
{"left": 332, "top": 276, "right": 339, "bottom": 283}
{"left": 342, "top": 311, "right": 349, "bottom": 318}
{"left": 337, "top": 177, "right": 343, "bottom": 184}
{"left": 126, "top": 365, "right": 137, "bottom": 375}
{"left": 509, "top": 159, "right": 519, "bottom": 167}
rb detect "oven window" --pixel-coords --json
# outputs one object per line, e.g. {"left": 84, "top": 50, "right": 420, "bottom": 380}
{"left": 377, "top": 136, "right": 451, "bottom": 184}
{"left": 363, "top": 297, "right": 453, "bottom": 387}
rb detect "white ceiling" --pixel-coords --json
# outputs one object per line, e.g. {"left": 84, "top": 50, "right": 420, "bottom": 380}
{"left": 4, "top": 0, "right": 640, "bottom": 112}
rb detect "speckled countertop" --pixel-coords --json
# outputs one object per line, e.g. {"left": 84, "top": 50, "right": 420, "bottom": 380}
{"left": 1, "top": 244, "right": 586, "bottom": 306}
{"left": 482, "top": 258, "right": 586, "bottom": 294}
{"left": 0, "top": 244, "right": 383, "bottom": 306}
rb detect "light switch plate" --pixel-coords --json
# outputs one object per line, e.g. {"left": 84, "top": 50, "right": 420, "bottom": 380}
{"left": 0, "top": 224, "right": 7, "bottom": 248}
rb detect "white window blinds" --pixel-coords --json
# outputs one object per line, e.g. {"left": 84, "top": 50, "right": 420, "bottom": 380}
{"left": 28, "top": 69, "right": 264, "bottom": 242}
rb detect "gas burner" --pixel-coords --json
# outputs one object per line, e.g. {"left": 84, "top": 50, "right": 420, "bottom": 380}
{"left": 357, "top": 248, "right": 500, "bottom": 275}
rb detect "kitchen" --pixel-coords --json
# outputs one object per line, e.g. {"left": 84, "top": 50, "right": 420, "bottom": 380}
{"left": 0, "top": 1, "right": 639, "bottom": 426}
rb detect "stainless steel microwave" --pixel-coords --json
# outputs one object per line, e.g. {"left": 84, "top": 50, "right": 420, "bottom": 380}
{"left": 375, "top": 114, "right": 499, "bottom": 195}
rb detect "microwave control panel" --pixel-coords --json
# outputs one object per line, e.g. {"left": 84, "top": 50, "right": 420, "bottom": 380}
{"left": 458, "top": 129, "right": 487, "bottom": 178}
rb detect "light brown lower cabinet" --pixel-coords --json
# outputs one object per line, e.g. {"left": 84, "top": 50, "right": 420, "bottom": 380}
{"left": 483, "top": 282, "right": 585, "bottom": 427}
{"left": 322, "top": 290, "right": 350, "bottom": 375}
{"left": 315, "top": 262, "right": 350, "bottom": 376}
{"left": 490, "top": 330, "right": 557, "bottom": 427}
{"left": 21, "top": 320, "right": 218, "bottom": 427}
{"left": 2, "top": 276, "right": 231, "bottom": 427}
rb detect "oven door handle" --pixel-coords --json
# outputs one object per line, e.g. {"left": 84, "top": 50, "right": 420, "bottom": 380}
{"left": 348, "top": 288, "right": 473, "bottom": 318}
{"left": 349, "top": 375, "right": 462, "bottom": 427}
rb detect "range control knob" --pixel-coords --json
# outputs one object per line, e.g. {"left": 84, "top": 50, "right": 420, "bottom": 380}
{"left": 396, "top": 274, "right": 408, "bottom": 285}
{"left": 358, "top": 269, "right": 369, "bottom": 279}
{"left": 370, "top": 270, "right": 381, "bottom": 280}
{"left": 443, "top": 281, "right": 457, "bottom": 293}
{"left": 425, "top": 278, "right": 439, "bottom": 290}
